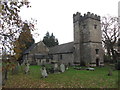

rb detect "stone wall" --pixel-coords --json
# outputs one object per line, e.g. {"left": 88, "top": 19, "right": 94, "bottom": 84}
{"left": 73, "top": 12, "right": 104, "bottom": 66}
{"left": 23, "top": 41, "right": 49, "bottom": 65}
{"left": 30, "top": 42, "right": 49, "bottom": 54}
{"left": 52, "top": 53, "right": 74, "bottom": 65}
{"left": 82, "top": 43, "right": 104, "bottom": 66}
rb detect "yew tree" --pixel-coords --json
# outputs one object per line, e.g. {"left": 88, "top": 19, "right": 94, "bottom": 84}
{"left": 13, "top": 22, "right": 35, "bottom": 63}
{"left": 43, "top": 32, "right": 59, "bottom": 47}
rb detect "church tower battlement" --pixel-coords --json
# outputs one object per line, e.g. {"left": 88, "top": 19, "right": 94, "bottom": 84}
{"left": 73, "top": 12, "right": 100, "bottom": 23}
{"left": 73, "top": 12, "right": 104, "bottom": 67}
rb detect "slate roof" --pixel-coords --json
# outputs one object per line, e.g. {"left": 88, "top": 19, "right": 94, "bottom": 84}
{"left": 24, "top": 43, "right": 36, "bottom": 54}
{"left": 24, "top": 41, "right": 74, "bottom": 55}
{"left": 49, "top": 42, "right": 74, "bottom": 54}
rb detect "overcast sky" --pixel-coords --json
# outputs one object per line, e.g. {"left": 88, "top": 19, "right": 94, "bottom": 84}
{"left": 19, "top": 0, "right": 120, "bottom": 44}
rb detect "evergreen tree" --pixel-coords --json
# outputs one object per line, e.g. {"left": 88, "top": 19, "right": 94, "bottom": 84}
{"left": 43, "top": 32, "right": 59, "bottom": 47}
{"left": 13, "top": 23, "right": 35, "bottom": 62}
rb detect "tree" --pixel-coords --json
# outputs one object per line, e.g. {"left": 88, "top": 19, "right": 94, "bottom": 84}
{"left": 43, "top": 32, "right": 59, "bottom": 47}
{"left": 118, "top": 38, "right": 120, "bottom": 52}
{"left": 101, "top": 16, "right": 120, "bottom": 62}
{"left": 0, "top": 0, "right": 36, "bottom": 85}
{"left": 13, "top": 22, "right": 35, "bottom": 63}
{"left": 0, "top": 0, "right": 34, "bottom": 58}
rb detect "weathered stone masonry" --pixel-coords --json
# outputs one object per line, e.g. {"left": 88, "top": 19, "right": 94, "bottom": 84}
{"left": 73, "top": 12, "right": 104, "bottom": 66}
{"left": 23, "top": 12, "right": 104, "bottom": 67}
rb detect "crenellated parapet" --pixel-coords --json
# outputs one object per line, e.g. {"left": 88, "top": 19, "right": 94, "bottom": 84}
{"left": 73, "top": 12, "right": 82, "bottom": 23}
{"left": 73, "top": 12, "right": 100, "bottom": 23}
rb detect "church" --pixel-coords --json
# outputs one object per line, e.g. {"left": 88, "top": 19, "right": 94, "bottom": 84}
{"left": 23, "top": 12, "right": 104, "bottom": 67}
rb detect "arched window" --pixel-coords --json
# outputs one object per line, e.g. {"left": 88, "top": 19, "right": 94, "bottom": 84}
{"left": 95, "top": 49, "right": 99, "bottom": 54}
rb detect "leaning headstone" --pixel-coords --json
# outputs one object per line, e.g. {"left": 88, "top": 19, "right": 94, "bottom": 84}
{"left": 25, "top": 63, "right": 30, "bottom": 74}
{"left": 41, "top": 66, "right": 48, "bottom": 78}
{"left": 60, "top": 63, "right": 65, "bottom": 72}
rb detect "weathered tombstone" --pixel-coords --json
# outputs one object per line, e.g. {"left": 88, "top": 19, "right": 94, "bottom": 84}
{"left": 24, "top": 63, "right": 30, "bottom": 74}
{"left": 60, "top": 63, "right": 65, "bottom": 72}
{"left": 37, "top": 60, "right": 40, "bottom": 65}
{"left": 41, "top": 65, "right": 48, "bottom": 78}
{"left": 54, "top": 63, "right": 58, "bottom": 73}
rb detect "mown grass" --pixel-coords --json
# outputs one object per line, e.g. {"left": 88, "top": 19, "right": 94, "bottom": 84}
{"left": 3, "top": 65, "right": 119, "bottom": 88}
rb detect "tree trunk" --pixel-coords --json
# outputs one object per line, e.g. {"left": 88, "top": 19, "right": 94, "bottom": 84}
{"left": 111, "top": 47, "right": 116, "bottom": 63}
{"left": 4, "top": 69, "right": 8, "bottom": 80}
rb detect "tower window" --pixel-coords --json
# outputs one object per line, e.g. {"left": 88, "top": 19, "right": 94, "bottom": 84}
{"left": 95, "top": 49, "right": 99, "bottom": 54}
{"left": 94, "top": 25, "right": 97, "bottom": 29}
{"left": 60, "top": 54, "right": 62, "bottom": 60}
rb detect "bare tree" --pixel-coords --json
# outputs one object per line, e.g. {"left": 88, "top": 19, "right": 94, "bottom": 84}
{"left": 101, "top": 16, "right": 120, "bottom": 62}
{"left": 0, "top": 0, "right": 37, "bottom": 85}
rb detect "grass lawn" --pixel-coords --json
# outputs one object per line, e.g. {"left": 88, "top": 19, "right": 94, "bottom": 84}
{"left": 3, "top": 65, "right": 119, "bottom": 88}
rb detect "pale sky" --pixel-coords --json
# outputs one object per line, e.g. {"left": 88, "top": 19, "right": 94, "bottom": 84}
{"left": 19, "top": 0, "right": 120, "bottom": 44}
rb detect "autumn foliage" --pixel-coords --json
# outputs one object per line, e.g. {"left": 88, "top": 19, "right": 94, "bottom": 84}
{"left": 13, "top": 22, "right": 35, "bottom": 61}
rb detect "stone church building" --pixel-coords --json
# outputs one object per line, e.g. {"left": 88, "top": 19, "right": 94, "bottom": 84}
{"left": 23, "top": 12, "right": 104, "bottom": 67}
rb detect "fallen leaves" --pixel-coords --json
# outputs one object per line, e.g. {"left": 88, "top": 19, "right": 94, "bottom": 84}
{"left": 3, "top": 66, "right": 119, "bottom": 88}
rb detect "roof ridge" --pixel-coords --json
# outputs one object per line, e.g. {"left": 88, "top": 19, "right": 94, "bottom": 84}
{"left": 50, "top": 41, "right": 74, "bottom": 48}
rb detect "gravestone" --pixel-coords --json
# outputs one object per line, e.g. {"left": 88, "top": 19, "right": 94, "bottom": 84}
{"left": 60, "top": 63, "right": 65, "bottom": 72}
{"left": 41, "top": 65, "right": 48, "bottom": 78}
{"left": 54, "top": 63, "right": 58, "bottom": 73}
{"left": 25, "top": 63, "right": 30, "bottom": 74}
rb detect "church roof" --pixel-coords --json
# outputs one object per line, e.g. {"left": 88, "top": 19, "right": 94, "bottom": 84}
{"left": 49, "top": 42, "right": 74, "bottom": 54}
{"left": 24, "top": 43, "right": 36, "bottom": 54}
{"left": 23, "top": 41, "right": 49, "bottom": 54}
{"left": 24, "top": 41, "right": 74, "bottom": 55}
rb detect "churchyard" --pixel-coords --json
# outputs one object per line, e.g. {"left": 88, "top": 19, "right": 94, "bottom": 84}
{"left": 3, "top": 64, "right": 119, "bottom": 88}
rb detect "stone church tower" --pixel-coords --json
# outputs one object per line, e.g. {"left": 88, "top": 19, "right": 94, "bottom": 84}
{"left": 73, "top": 12, "right": 104, "bottom": 66}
